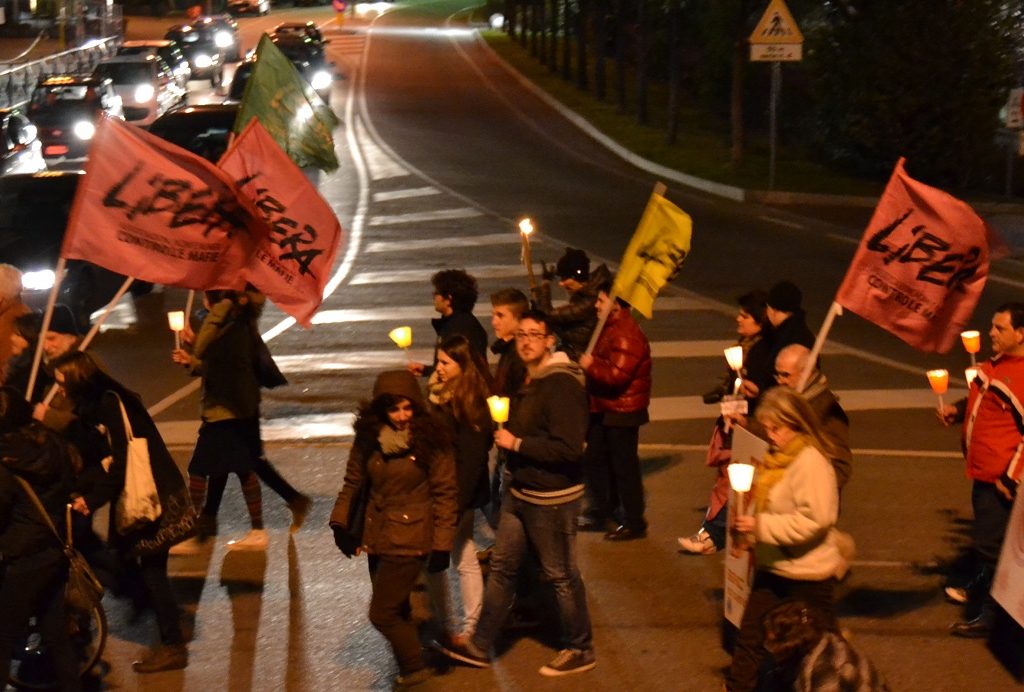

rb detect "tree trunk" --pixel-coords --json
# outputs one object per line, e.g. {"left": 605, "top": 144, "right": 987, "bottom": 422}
{"left": 562, "top": 0, "right": 572, "bottom": 81}
{"left": 636, "top": 0, "right": 648, "bottom": 125}
{"left": 577, "top": 0, "right": 589, "bottom": 90}
{"left": 529, "top": 0, "right": 537, "bottom": 56}
{"left": 548, "top": 0, "right": 558, "bottom": 73}
{"left": 666, "top": 0, "right": 681, "bottom": 144}
{"left": 730, "top": 0, "right": 750, "bottom": 167}
{"left": 595, "top": 3, "right": 606, "bottom": 100}
{"left": 615, "top": 0, "right": 626, "bottom": 113}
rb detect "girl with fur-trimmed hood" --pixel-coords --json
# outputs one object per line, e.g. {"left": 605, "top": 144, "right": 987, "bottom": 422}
{"left": 329, "top": 370, "right": 458, "bottom": 687}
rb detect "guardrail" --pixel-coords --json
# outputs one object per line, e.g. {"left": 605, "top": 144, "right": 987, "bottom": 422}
{"left": 0, "top": 36, "right": 121, "bottom": 109}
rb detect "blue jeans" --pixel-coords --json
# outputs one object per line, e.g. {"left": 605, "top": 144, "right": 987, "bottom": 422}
{"left": 472, "top": 494, "right": 593, "bottom": 654}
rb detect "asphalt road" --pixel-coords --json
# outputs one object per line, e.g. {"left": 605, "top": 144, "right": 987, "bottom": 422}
{"left": 21, "top": 2, "right": 1024, "bottom": 690}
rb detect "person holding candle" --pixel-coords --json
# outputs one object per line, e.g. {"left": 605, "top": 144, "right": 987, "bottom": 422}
{"left": 531, "top": 247, "right": 611, "bottom": 362}
{"left": 727, "top": 386, "right": 842, "bottom": 692}
{"left": 937, "top": 303, "right": 1024, "bottom": 638}
{"left": 680, "top": 290, "right": 774, "bottom": 555}
{"left": 577, "top": 280, "right": 652, "bottom": 541}
{"left": 408, "top": 269, "right": 488, "bottom": 379}
{"left": 424, "top": 335, "right": 493, "bottom": 648}
{"left": 329, "top": 370, "right": 458, "bottom": 688}
{"left": 439, "top": 310, "right": 596, "bottom": 677}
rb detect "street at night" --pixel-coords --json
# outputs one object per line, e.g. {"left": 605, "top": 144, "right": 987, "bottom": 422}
{"left": 5, "top": 1, "right": 1024, "bottom": 690}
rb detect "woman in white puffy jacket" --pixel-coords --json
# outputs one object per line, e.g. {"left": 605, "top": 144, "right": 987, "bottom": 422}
{"left": 727, "top": 386, "right": 843, "bottom": 692}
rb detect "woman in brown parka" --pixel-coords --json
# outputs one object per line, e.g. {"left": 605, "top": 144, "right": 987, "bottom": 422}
{"left": 329, "top": 370, "right": 458, "bottom": 687}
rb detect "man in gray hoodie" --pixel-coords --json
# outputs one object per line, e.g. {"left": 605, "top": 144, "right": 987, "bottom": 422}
{"left": 439, "top": 309, "right": 596, "bottom": 677}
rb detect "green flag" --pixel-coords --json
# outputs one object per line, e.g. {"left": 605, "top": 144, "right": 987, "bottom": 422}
{"left": 233, "top": 34, "right": 340, "bottom": 171}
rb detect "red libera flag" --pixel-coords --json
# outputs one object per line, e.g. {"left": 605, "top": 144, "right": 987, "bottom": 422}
{"left": 835, "top": 158, "right": 998, "bottom": 353}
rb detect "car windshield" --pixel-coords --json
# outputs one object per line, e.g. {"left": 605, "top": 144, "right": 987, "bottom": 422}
{"left": 94, "top": 63, "right": 151, "bottom": 84}
{"left": 150, "top": 114, "right": 235, "bottom": 162}
{"left": 30, "top": 85, "right": 97, "bottom": 108}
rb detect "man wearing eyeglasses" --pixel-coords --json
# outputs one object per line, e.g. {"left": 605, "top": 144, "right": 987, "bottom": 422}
{"left": 440, "top": 309, "right": 596, "bottom": 677}
{"left": 773, "top": 344, "right": 852, "bottom": 492}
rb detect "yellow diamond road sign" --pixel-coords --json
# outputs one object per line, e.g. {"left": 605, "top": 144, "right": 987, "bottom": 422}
{"left": 750, "top": 0, "right": 803, "bottom": 61}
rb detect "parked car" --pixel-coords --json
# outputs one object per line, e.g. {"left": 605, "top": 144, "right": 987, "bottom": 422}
{"left": 117, "top": 39, "right": 192, "bottom": 92}
{"left": 27, "top": 75, "right": 124, "bottom": 167}
{"left": 149, "top": 103, "right": 239, "bottom": 163}
{"left": 165, "top": 23, "right": 225, "bottom": 86}
{"left": 271, "top": 21, "right": 325, "bottom": 46}
{"left": 195, "top": 14, "right": 243, "bottom": 62}
{"left": 92, "top": 54, "right": 186, "bottom": 127}
{"left": 228, "top": 0, "right": 271, "bottom": 16}
{"left": 230, "top": 33, "right": 333, "bottom": 102}
{"left": 0, "top": 172, "right": 138, "bottom": 328}
{"left": 0, "top": 107, "right": 46, "bottom": 176}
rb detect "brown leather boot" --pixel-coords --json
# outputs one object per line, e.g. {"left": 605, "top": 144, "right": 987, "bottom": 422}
{"left": 132, "top": 644, "right": 188, "bottom": 673}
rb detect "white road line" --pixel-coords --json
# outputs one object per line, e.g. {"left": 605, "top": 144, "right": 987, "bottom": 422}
{"left": 368, "top": 207, "right": 484, "bottom": 226}
{"left": 757, "top": 215, "right": 805, "bottom": 230}
{"left": 637, "top": 443, "right": 961, "bottom": 459}
{"left": 273, "top": 349, "right": 435, "bottom": 373}
{"left": 364, "top": 233, "right": 521, "bottom": 252}
{"left": 372, "top": 187, "right": 441, "bottom": 202}
{"left": 311, "top": 306, "right": 487, "bottom": 323}
{"left": 356, "top": 115, "right": 409, "bottom": 180}
{"left": 350, "top": 264, "right": 523, "bottom": 284}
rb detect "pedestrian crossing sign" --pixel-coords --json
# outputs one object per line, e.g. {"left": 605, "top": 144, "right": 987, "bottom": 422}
{"left": 750, "top": 0, "right": 803, "bottom": 61}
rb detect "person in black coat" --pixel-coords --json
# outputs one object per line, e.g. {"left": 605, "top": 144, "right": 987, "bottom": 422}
{"left": 0, "top": 387, "right": 81, "bottom": 691}
{"left": 765, "top": 281, "right": 815, "bottom": 360}
{"left": 55, "top": 351, "right": 194, "bottom": 675}
{"left": 409, "top": 269, "right": 489, "bottom": 378}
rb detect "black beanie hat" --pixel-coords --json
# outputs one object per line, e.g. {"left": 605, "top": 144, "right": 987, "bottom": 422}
{"left": 556, "top": 248, "right": 590, "bottom": 281}
{"left": 47, "top": 304, "right": 81, "bottom": 337}
{"left": 766, "top": 281, "right": 802, "bottom": 314}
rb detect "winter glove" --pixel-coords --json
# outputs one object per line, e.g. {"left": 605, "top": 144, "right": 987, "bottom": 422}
{"left": 427, "top": 550, "right": 450, "bottom": 573}
{"left": 540, "top": 261, "right": 556, "bottom": 282}
{"left": 333, "top": 526, "right": 358, "bottom": 558}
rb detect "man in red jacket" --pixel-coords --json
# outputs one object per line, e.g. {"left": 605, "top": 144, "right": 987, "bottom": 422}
{"left": 939, "top": 302, "right": 1024, "bottom": 637}
{"left": 578, "top": 280, "right": 652, "bottom": 541}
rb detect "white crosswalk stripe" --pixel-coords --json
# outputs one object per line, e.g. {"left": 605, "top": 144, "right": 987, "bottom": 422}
{"left": 372, "top": 187, "right": 442, "bottom": 202}
{"left": 365, "top": 233, "right": 522, "bottom": 252}
{"left": 368, "top": 207, "right": 484, "bottom": 226}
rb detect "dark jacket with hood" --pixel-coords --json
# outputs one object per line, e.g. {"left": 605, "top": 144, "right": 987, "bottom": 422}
{"left": 0, "top": 421, "right": 74, "bottom": 560}
{"left": 531, "top": 263, "right": 612, "bottom": 362}
{"left": 74, "top": 377, "right": 192, "bottom": 556}
{"left": 330, "top": 371, "right": 459, "bottom": 556}
{"left": 504, "top": 353, "right": 588, "bottom": 499}
{"left": 770, "top": 310, "right": 815, "bottom": 360}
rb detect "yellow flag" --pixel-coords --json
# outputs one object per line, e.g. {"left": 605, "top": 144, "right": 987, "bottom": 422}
{"left": 611, "top": 192, "right": 692, "bottom": 318}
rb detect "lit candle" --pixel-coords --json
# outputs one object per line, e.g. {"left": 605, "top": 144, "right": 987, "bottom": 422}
{"left": 388, "top": 326, "right": 412, "bottom": 350}
{"left": 965, "top": 367, "right": 978, "bottom": 387}
{"left": 961, "top": 330, "right": 980, "bottom": 365}
{"left": 724, "top": 345, "right": 744, "bottom": 372}
{"left": 486, "top": 395, "right": 510, "bottom": 428}
{"left": 727, "top": 462, "right": 756, "bottom": 517}
{"left": 927, "top": 368, "right": 949, "bottom": 410}
{"left": 167, "top": 311, "right": 185, "bottom": 350}
{"left": 518, "top": 217, "right": 537, "bottom": 289}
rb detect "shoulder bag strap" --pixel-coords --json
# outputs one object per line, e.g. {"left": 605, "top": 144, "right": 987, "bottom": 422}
{"left": 12, "top": 474, "right": 66, "bottom": 548}
{"left": 109, "top": 391, "right": 135, "bottom": 442}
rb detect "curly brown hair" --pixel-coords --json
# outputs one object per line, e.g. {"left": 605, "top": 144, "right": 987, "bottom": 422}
{"left": 762, "top": 600, "right": 829, "bottom": 663}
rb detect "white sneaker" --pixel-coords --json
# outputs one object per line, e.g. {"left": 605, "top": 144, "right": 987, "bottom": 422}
{"left": 677, "top": 529, "right": 718, "bottom": 555}
{"left": 225, "top": 529, "right": 268, "bottom": 552}
{"left": 169, "top": 536, "right": 206, "bottom": 555}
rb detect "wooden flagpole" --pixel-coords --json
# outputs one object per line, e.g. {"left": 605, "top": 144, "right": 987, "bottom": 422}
{"left": 25, "top": 258, "right": 66, "bottom": 402}
{"left": 796, "top": 301, "right": 843, "bottom": 391}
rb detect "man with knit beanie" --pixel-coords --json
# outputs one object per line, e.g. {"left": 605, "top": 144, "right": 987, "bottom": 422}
{"left": 531, "top": 247, "right": 611, "bottom": 362}
{"left": 765, "top": 281, "right": 815, "bottom": 359}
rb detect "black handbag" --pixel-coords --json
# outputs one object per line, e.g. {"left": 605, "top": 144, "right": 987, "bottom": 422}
{"left": 14, "top": 476, "right": 104, "bottom": 613}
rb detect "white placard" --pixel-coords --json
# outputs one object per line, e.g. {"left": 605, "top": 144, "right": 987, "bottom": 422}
{"left": 992, "top": 487, "right": 1024, "bottom": 627}
{"left": 724, "top": 426, "right": 769, "bottom": 628}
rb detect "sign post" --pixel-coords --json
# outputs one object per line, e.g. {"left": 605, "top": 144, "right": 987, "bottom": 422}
{"left": 749, "top": 0, "right": 803, "bottom": 190}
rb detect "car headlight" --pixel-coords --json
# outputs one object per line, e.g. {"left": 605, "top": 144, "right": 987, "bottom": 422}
{"left": 194, "top": 53, "right": 213, "bottom": 68}
{"left": 215, "top": 31, "right": 233, "bottom": 48}
{"left": 21, "top": 269, "right": 56, "bottom": 291}
{"left": 73, "top": 120, "right": 96, "bottom": 140}
{"left": 134, "top": 83, "right": 155, "bottom": 102}
{"left": 310, "top": 70, "right": 332, "bottom": 91}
